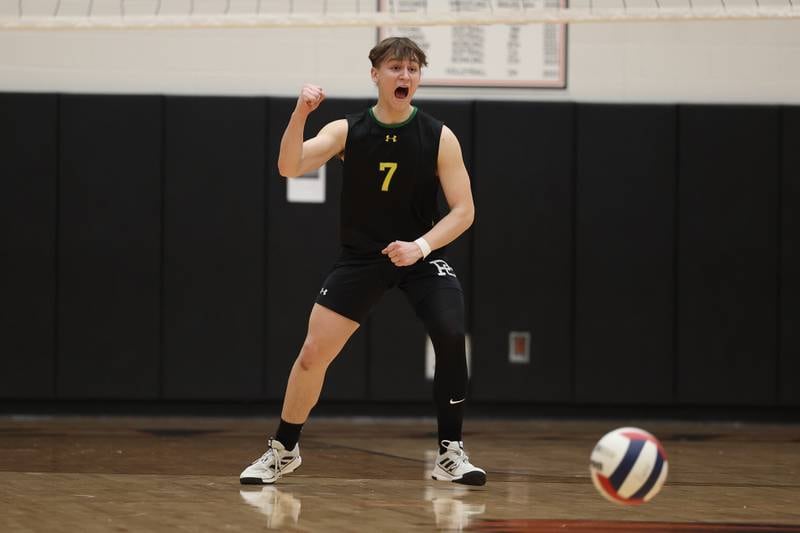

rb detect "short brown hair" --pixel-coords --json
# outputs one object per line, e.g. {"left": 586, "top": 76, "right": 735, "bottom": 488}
{"left": 368, "top": 37, "right": 428, "bottom": 68}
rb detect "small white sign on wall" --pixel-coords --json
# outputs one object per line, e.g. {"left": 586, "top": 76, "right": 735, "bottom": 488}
{"left": 287, "top": 164, "right": 326, "bottom": 203}
{"left": 425, "top": 334, "right": 472, "bottom": 381}
{"left": 508, "top": 331, "right": 531, "bottom": 364}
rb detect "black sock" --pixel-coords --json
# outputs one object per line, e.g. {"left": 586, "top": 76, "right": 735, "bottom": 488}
{"left": 275, "top": 419, "right": 303, "bottom": 451}
{"left": 438, "top": 404, "right": 464, "bottom": 454}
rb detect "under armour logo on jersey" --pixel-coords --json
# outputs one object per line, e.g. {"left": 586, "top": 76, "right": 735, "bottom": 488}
{"left": 320, "top": 288, "right": 328, "bottom": 295}
{"left": 385, "top": 134, "right": 397, "bottom": 143}
{"left": 429, "top": 259, "right": 457, "bottom": 278}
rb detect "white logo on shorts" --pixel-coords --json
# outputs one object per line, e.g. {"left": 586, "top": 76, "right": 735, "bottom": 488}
{"left": 429, "top": 259, "right": 456, "bottom": 278}
{"left": 320, "top": 288, "right": 328, "bottom": 295}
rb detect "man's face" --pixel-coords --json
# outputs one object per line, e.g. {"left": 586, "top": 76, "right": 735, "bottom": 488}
{"left": 371, "top": 57, "right": 421, "bottom": 105}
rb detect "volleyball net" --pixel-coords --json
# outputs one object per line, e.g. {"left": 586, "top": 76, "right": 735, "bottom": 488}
{"left": 0, "top": 0, "right": 797, "bottom": 30}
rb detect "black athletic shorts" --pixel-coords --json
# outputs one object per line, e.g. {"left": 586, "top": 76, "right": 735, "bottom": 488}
{"left": 315, "top": 252, "right": 463, "bottom": 324}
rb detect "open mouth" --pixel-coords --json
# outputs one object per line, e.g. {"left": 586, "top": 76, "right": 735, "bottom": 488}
{"left": 394, "top": 86, "right": 409, "bottom": 99}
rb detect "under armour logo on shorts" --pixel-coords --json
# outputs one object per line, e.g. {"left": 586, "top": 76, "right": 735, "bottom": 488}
{"left": 429, "top": 259, "right": 456, "bottom": 278}
{"left": 320, "top": 288, "right": 328, "bottom": 295}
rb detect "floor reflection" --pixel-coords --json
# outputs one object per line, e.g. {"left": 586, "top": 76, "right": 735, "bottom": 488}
{"left": 5, "top": 417, "right": 796, "bottom": 531}
{"left": 425, "top": 484, "right": 487, "bottom": 532}
{"left": 240, "top": 486, "right": 302, "bottom": 529}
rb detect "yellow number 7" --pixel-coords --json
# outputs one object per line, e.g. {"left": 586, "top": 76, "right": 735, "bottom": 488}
{"left": 379, "top": 162, "right": 398, "bottom": 192}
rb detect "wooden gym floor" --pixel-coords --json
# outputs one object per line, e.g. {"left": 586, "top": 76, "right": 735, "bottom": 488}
{"left": 1, "top": 415, "right": 799, "bottom": 532}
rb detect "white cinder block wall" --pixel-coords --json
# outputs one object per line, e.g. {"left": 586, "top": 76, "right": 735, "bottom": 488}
{"left": 0, "top": 21, "right": 799, "bottom": 102}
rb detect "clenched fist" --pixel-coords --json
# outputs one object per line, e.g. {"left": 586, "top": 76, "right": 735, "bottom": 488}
{"left": 296, "top": 84, "right": 325, "bottom": 115}
{"left": 382, "top": 240, "right": 424, "bottom": 267}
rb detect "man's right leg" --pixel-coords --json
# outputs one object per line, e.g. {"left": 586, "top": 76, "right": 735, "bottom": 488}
{"left": 281, "top": 303, "right": 360, "bottom": 424}
{"left": 240, "top": 303, "right": 359, "bottom": 485}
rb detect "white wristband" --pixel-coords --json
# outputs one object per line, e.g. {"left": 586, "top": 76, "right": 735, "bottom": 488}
{"left": 414, "top": 237, "right": 432, "bottom": 259}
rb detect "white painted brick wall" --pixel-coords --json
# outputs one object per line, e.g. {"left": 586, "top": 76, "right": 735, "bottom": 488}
{"left": 0, "top": 20, "right": 798, "bottom": 102}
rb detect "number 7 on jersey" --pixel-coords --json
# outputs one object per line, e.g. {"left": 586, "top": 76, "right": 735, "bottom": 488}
{"left": 379, "top": 162, "right": 398, "bottom": 192}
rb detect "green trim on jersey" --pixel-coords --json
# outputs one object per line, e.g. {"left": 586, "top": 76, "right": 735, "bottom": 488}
{"left": 369, "top": 106, "right": 418, "bottom": 129}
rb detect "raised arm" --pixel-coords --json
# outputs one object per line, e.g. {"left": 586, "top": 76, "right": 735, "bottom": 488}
{"left": 278, "top": 84, "right": 348, "bottom": 178}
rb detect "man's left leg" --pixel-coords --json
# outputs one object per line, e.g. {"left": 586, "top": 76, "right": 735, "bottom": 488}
{"left": 410, "top": 286, "right": 486, "bottom": 486}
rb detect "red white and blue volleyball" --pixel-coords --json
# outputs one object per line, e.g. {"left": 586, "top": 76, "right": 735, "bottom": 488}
{"left": 589, "top": 427, "right": 669, "bottom": 505}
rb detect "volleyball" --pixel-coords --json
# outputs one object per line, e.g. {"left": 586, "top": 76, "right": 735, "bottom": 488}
{"left": 589, "top": 427, "right": 669, "bottom": 505}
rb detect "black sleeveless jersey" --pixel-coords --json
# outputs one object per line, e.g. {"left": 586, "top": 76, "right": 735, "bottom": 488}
{"left": 340, "top": 107, "right": 443, "bottom": 256}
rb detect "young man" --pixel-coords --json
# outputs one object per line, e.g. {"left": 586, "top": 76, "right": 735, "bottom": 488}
{"left": 240, "top": 37, "right": 485, "bottom": 486}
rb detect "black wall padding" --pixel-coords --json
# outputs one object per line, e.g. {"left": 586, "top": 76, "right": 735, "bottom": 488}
{"left": 265, "top": 98, "right": 371, "bottom": 401}
{"left": 57, "top": 95, "right": 162, "bottom": 398}
{"left": 368, "top": 100, "right": 475, "bottom": 402}
{"left": 574, "top": 105, "right": 676, "bottom": 404}
{"left": 4, "top": 92, "right": 795, "bottom": 408}
{"left": 162, "top": 97, "right": 266, "bottom": 399}
{"left": 781, "top": 106, "right": 800, "bottom": 405}
{"left": 471, "top": 102, "right": 575, "bottom": 402}
{"left": 0, "top": 94, "right": 57, "bottom": 398}
{"left": 677, "top": 105, "right": 780, "bottom": 405}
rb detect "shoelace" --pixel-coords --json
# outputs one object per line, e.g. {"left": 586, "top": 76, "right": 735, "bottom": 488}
{"left": 440, "top": 440, "right": 470, "bottom": 468}
{"left": 253, "top": 439, "right": 277, "bottom": 468}
{"left": 255, "top": 439, "right": 293, "bottom": 476}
